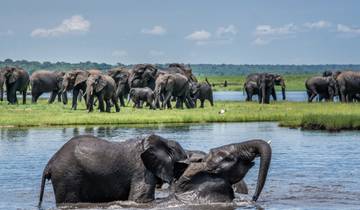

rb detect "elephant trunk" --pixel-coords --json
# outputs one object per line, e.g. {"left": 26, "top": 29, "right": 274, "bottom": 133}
{"left": 86, "top": 86, "right": 94, "bottom": 111}
{"left": 281, "top": 81, "right": 286, "bottom": 100}
{"left": 249, "top": 141, "right": 272, "bottom": 201}
{"left": 261, "top": 85, "right": 266, "bottom": 104}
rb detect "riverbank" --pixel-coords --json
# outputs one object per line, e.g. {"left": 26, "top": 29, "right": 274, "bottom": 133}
{"left": 0, "top": 100, "right": 359, "bottom": 131}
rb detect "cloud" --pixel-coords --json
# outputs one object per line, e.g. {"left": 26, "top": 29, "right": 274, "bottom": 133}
{"left": 149, "top": 50, "right": 164, "bottom": 57}
{"left": 141, "top": 25, "right": 167, "bottom": 35}
{"left": 216, "top": 25, "right": 237, "bottom": 37}
{"left": 254, "top": 23, "right": 297, "bottom": 45}
{"left": 185, "top": 30, "right": 211, "bottom": 45}
{"left": 0, "top": 30, "right": 14, "bottom": 37}
{"left": 112, "top": 50, "right": 128, "bottom": 58}
{"left": 31, "top": 15, "right": 90, "bottom": 37}
{"left": 304, "top": 20, "right": 331, "bottom": 29}
{"left": 337, "top": 24, "right": 360, "bottom": 35}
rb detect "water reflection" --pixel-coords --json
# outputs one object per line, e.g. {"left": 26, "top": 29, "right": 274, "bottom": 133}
{"left": 0, "top": 123, "right": 359, "bottom": 210}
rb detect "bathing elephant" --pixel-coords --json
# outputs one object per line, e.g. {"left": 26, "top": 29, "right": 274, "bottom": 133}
{"left": 107, "top": 67, "right": 130, "bottom": 107}
{"left": 0, "top": 66, "right": 29, "bottom": 104}
{"left": 86, "top": 74, "right": 120, "bottom": 112}
{"left": 128, "top": 87, "right": 155, "bottom": 109}
{"left": 128, "top": 64, "right": 158, "bottom": 90}
{"left": 190, "top": 78, "right": 214, "bottom": 108}
{"left": 30, "top": 70, "right": 65, "bottom": 103}
{"left": 335, "top": 71, "right": 360, "bottom": 102}
{"left": 38, "top": 134, "right": 187, "bottom": 206}
{"left": 244, "top": 73, "right": 283, "bottom": 102}
{"left": 173, "top": 139, "right": 271, "bottom": 203}
{"left": 154, "top": 73, "right": 194, "bottom": 109}
{"left": 305, "top": 76, "right": 338, "bottom": 102}
{"left": 61, "top": 69, "right": 102, "bottom": 110}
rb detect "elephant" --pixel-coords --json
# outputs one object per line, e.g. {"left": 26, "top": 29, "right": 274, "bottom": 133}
{"left": 61, "top": 69, "right": 102, "bottom": 110}
{"left": 190, "top": 78, "right": 214, "bottom": 108}
{"left": 163, "top": 63, "right": 198, "bottom": 83}
{"left": 0, "top": 66, "right": 30, "bottom": 104}
{"left": 38, "top": 134, "right": 187, "bottom": 206}
{"left": 305, "top": 76, "right": 338, "bottom": 102}
{"left": 107, "top": 67, "right": 130, "bottom": 107}
{"left": 128, "top": 87, "right": 155, "bottom": 109}
{"left": 0, "top": 69, "right": 5, "bottom": 101}
{"left": 128, "top": 64, "right": 158, "bottom": 90}
{"left": 335, "top": 71, "right": 360, "bottom": 102}
{"left": 30, "top": 70, "right": 65, "bottom": 103}
{"left": 85, "top": 74, "right": 120, "bottom": 112}
{"left": 257, "top": 73, "right": 275, "bottom": 104}
{"left": 172, "top": 139, "right": 271, "bottom": 203}
{"left": 244, "top": 73, "right": 285, "bottom": 102}
{"left": 154, "top": 73, "right": 194, "bottom": 109}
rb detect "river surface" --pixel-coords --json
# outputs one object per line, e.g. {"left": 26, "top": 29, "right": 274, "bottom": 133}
{"left": 0, "top": 122, "right": 359, "bottom": 210}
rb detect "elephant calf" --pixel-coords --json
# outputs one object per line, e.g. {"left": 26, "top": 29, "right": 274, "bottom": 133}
{"left": 128, "top": 87, "right": 155, "bottom": 109}
{"left": 190, "top": 78, "right": 214, "bottom": 108}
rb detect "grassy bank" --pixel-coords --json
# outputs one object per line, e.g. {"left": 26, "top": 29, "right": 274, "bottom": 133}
{"left": 0, "top": 100, "right": 359, "bottom": 131}
{"left": 199, "top": 74, "right": 310, "bottom": 91}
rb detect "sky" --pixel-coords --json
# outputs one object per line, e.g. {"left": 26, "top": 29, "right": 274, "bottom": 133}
{"left": 0, "top": 0, "right": 360, "bottom": 65}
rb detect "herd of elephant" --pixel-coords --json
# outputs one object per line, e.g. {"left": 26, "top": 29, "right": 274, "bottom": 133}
{"left": 38, "top": 134, "right": 272, "bottom": 207}
{"left": 0, "top": 63, "right": 214, "bottom": 112}
{"left": 1, "top": 64, "right": 359, "bottom": 110}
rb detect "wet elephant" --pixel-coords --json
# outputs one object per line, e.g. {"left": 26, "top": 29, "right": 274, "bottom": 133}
{"left": 38, "top": 134, "right": 187, "bottom": 206}
{"left": 0, "top": 66, "right": 29, "bottom": 104}
{"left": 30, "top": 70, "right": 65, "bottom": 103}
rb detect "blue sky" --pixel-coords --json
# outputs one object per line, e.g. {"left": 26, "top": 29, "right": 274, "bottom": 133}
{"left": 0, "top": 0, "right": 360, "bottom": 64}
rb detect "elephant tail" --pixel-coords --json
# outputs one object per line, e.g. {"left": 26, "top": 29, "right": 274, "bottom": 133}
{"left": 38, "top": 164, "right": 51, "bottom": 207}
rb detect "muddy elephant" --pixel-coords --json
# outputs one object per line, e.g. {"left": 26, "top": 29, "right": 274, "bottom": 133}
{"left": 190, "top": 78, "right": 214, "bottom": 108}
{"left": 38, "top": 134, "right": 187, "bottom": 206}
{"left": 163, "top": 63, "right": 198, "bottom": 83}
{"left": 128, "top": 64, "right": 158, "bottom": 90}
{"left": 61, "top": 69, "right": 102, "bottom": 110}
{"left": 154, "top": 73, "right": 194, "bottom": 109}
{"left": 305, "top": 76, "right": 338, "bottom": 102}
{"left": 30, "top": 70, "right": 65, "bottom": 103}
{"left": 0, "top": 66, "right": 29, "bottom": 104}
{"left": 244, "top": 73, "right": 284, "bottom": 102}
{"left": 336, "top": 71, "right": 360, "bottom": 102}
{"left": 107, "top": 67, "right": 130, "bottom": 107}
{"left": 86, "top": 74, "right": 120, "bottom": 112}
{"left": 128, "top": 87, "right": 155, "bottom": 109}
{"left": 173, "top": 139, "right": 271, "bottom": 203}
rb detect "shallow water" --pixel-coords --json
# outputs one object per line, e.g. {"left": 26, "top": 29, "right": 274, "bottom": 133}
{"left": 214, "top": 91, "right": 308, "bottom": 102}
{"left": 0, "top": 122, "right": 359, "bottom": 210}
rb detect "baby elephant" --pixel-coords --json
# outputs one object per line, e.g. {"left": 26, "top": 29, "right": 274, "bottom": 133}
{"left": 191, "top": 78, "right": 214, "bottom": 108}
{"left": 128, "top": 87, "right": 155, "bottom": 109}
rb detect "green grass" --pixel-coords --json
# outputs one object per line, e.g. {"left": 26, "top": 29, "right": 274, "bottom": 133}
{"left": 0, "top": 99, "right": 359, "bottom": 131}
{"left": 199, "top": 74, "right": 311, "bottom": 91}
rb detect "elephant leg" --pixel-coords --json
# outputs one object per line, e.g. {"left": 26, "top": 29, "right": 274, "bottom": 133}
{"left": 62, "top": 92, "right": 68, "bottom": 105}
{"left": 163, "top": 92, "right": 172, "bottom": 109}
{"left": 32, "top": 92, "right": 41, "bottom": 104}
{"left": 271, "top": 87, "right": 277, "bottom": 101}
{"left": 21, "top": 91, "right": 26, "bottom": 104}
{"left": 0, "top": 88, "right": 3, "bottom": 101}
{"left": 119, "top": 95, "right": 125, "bottom": 107}
{"left": 308, "top": 90, "right": 317, "bottom": 102}
{"left": 53, "top": 179, "right": 81, "bottom": 204}
{"left": 233, "top": 180, "right": 248, "bottom": 194}
{"left": 209, "top": 97, "right": 214, "bottom": 106}
{"left": 48, "top": 91, "right": 57, "bottom": 104}
{"left": 105, "top": 99, "right": 111, "bottom": 113}
{"left": 200, "top": 99, "right": 205, "bottom": 108}
{"left": 128, "top": 175, "right": 157, "bottom": 203}
{"left": 175, "top": 98, "right": 181, "bottom": 109}
{"left": 57, "top": 92, "right": 62, "bottom": 102}
{"left": 72, "top": 89, "right": 79, "bottom": 110}
{"left": 98, "top": 95, "right": 105, "bottom": 112}
{"left": 112, "top": 97, "right": 120, "bottom": 112}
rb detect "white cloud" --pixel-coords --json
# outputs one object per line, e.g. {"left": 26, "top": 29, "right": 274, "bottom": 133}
{"left": 216, "top": 25, "right": 237, "bottom": 37}
{"left": 337, "top": 24, "right": 360, "bottom": 35}
{"left": 254, "top": 23, "right": 297, "bottom": 45}
{"left": 112, "top": 50, "right": 128, "bottom": 58}
{"left": 141, "top": 25, "right": 167, "bottom": 35}
{"left": 149, "top": 50, "right": 164, "bottom": 57}
{"left": 185, "top": 30, "right": 211, "bottom": 45}
{"left": 253, "top": 37, "right": 269, "bottom": 46}
{"left": 304, "top": 20, "right": 331, "bottom": 29}
{"left": 31, "top": 15, "right": 90, "bottom": 37}
{"left": 0, "top": 30, "right": 14, "bottom": 37}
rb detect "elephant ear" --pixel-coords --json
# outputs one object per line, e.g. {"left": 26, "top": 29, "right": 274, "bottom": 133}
{"left": 205, "top": 148, "right": 238, "bottom": 174}
{"left": 95, "top": 76, "right": 107, "bottom": 92}
{"left": 8, "top": 68, "right": 19, "bottom": 83}
{"left": 141, "top": 134, "right": 188, "bottom": 183}
{"left": 74, "top": 71, "right": 89, "bottom": 87}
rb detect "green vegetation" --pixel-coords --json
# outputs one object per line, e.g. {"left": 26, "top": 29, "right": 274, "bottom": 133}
{"left": 199, "top": 74, "right": 310, "bottom": 91}
{"left": 0, "top": 100, "right": 359, "bottom": 131}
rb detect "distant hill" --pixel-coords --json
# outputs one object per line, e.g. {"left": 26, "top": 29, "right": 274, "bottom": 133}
{"left": 1, "top": 59, "right": 359, "bottom": 76}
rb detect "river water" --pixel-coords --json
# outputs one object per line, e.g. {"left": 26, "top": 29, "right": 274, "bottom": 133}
{"left": 0, "top": 122, "right": 359, "bottom": 210}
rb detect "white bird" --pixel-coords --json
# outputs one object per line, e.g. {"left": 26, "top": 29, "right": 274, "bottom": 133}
{"left": 219, "top": 109, "right": 226, "bottom": 114}
{"left": 267, "top": 140, "right": 272, "bottom": 145}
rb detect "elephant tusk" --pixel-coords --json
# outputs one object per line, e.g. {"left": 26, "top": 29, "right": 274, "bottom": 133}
{"left": 267, "top": 140, "right": 272, "bottom": 145}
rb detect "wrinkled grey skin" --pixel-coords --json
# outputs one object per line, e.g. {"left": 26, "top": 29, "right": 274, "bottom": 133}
{"left": 128, "top": 87, "right": 155, "bottom": 109}
{"left": 336, "top": 71, "right": 360, "bottom": 102}
{"left": 244, "top": 73, "right": 285, "bottom": 102}
{"left": 0, "top": 66, "right": 30, "bottom": 104}
{"left": 173, "top": 140, "right": 271, "bottom": 203}
{"left": 305, "top": 76, "right": 338, "bottom": 102}
{"left": 162, "top": 63, "right": 198, "bottom": 83}
{"left": 38, "top": 134, "right": 187, "bottom": 206}
{"left": 128, "top": 64, "right": 158, "bottom": 90}
{"left": 107, "top": 67, "right": 130, "bottom": 107}
{"left": 86, "top": 74, "right": 120, "bottom": 113}
{"left": 30, "top": 70, "right": 65, "bottom": 103}
{"left": 190, "top": 78, "right": 214, "bottom": 108}
{"left": 61, "top": 69, "right": 102, "bottom": 110}
{"left": 154, "top": 73, "right": 194, "bottom": 109}
{"left": 257, "top": 73, "right": 275, "bottom": 104}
